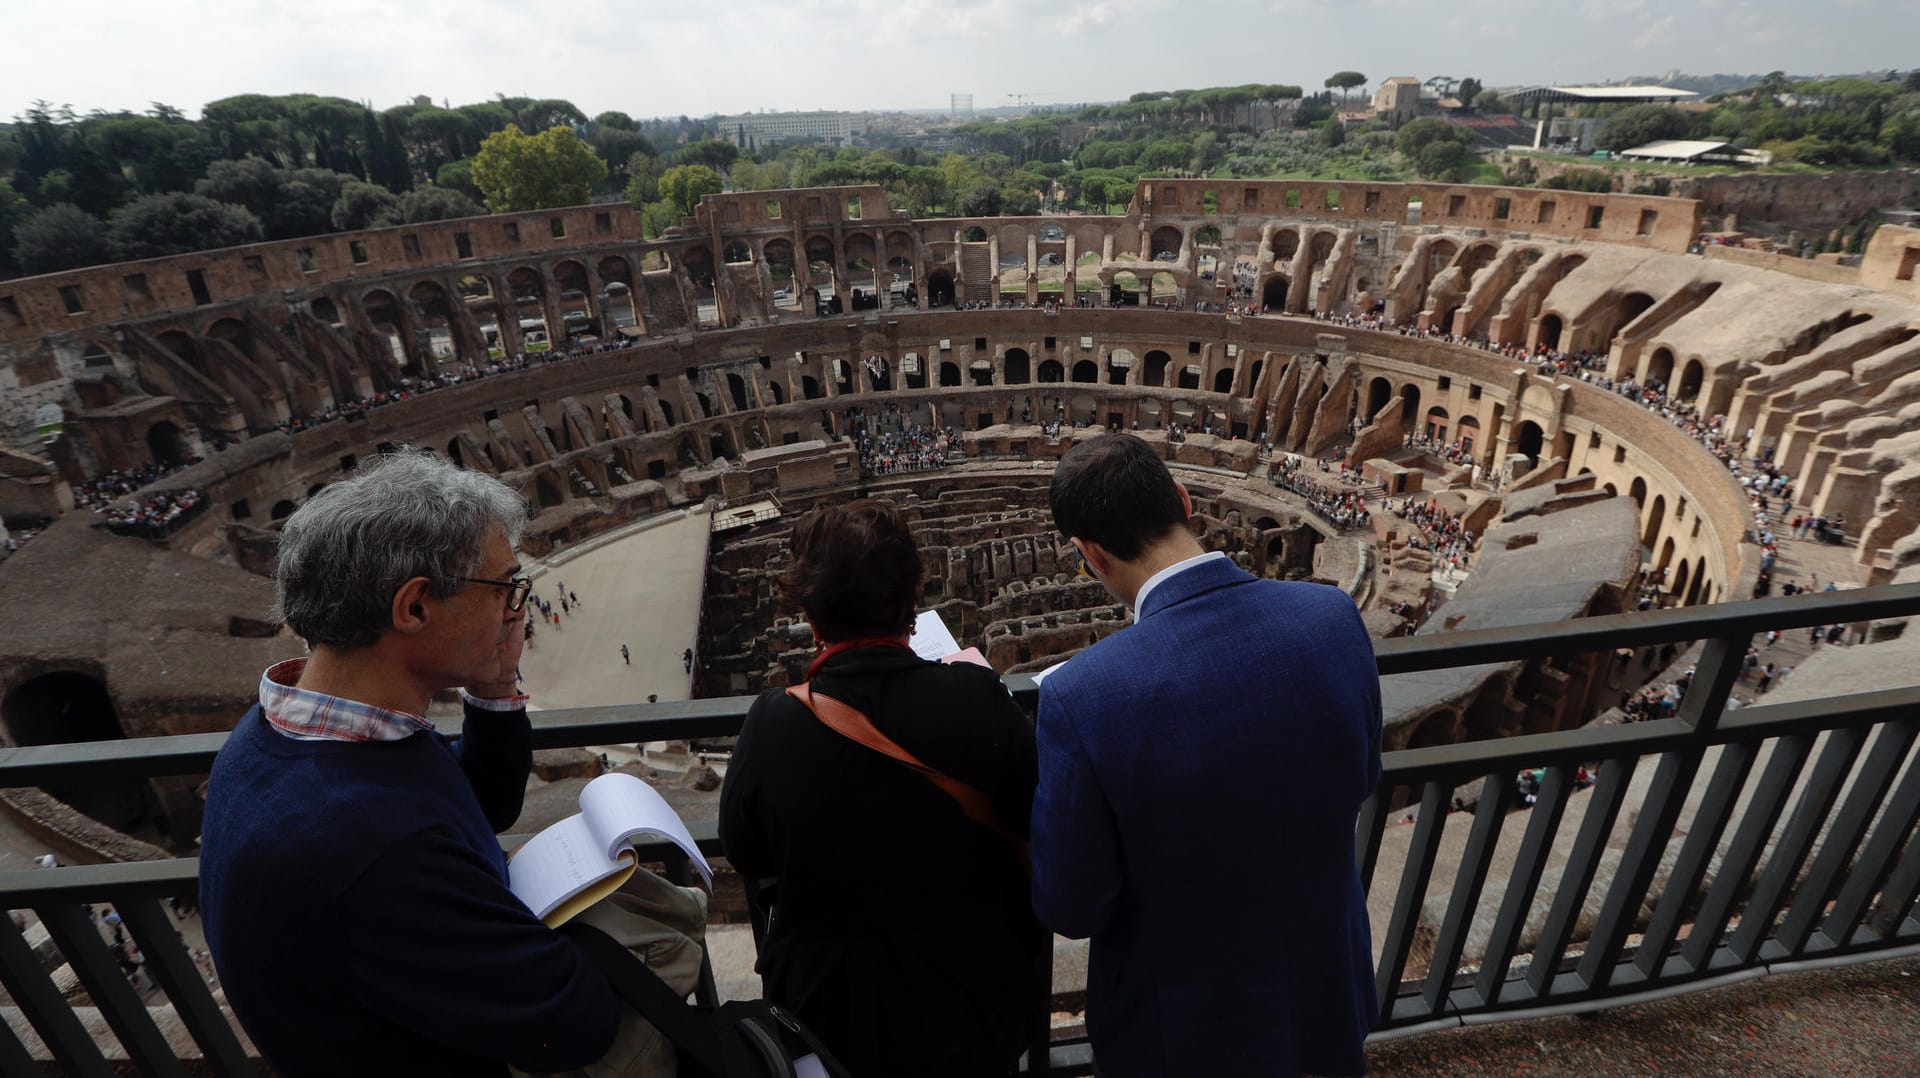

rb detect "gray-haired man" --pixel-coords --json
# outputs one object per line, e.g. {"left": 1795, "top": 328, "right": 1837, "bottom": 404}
{"left": 199, "top": 449, "right": 620, "bottom": 1076}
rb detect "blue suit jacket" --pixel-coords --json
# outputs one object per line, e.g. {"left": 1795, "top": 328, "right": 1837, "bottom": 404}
{"left": 1032, "top": 557, "right": 1381, "bottom": 1077}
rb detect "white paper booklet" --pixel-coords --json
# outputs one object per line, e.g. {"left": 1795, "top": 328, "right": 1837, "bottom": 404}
{"left": 508, "top": 772, "right": 713, "bottom": 927}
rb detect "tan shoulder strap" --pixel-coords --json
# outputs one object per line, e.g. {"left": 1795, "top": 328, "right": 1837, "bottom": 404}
{"left": 786, "top": 682, "right": 1028, "bottom": 867}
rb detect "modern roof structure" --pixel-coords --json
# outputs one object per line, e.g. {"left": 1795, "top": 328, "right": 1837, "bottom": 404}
{"left": 1618, "top": 139, "right": 1770, "bottom": 164}
{"left": 1511, "top": 85, "right": 1699, "bottom": 104}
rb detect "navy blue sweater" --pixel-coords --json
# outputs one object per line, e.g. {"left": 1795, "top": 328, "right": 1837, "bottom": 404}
{"left": 200, "top": 703, "right": 620, "bottom": 1076}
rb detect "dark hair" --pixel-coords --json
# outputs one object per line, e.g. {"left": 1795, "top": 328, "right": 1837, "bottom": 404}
{"left": 778, "top": 500, "right": 923, "bottom": 642}
{"left": 1049, "top": 433, "right": 1187, "bottom": 561}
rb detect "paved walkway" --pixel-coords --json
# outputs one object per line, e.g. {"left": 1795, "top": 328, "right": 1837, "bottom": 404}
{"left": 518, "top": 508, "right": 712, "bottom": 711}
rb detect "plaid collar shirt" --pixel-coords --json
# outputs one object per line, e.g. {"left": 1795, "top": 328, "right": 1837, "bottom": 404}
{"left": 260, "top": 657, "right": 439, "bottom": 742}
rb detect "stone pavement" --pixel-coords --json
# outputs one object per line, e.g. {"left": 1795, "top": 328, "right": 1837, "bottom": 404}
{"left": 1365, "top": 952, "right": 1920, "bottom": 1076}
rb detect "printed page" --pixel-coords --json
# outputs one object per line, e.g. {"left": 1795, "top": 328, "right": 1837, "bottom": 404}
{"left": 910, "top": 609, "right": 962, "bottom": 662}
{"left": 578, "top": 772, "right": 715, "bottom": 889}
{"left": 1029, "top": 659, "right": 1071, "bottom": 686}
{"left": 507, "top": 813, "right": 629, "bottom": 924}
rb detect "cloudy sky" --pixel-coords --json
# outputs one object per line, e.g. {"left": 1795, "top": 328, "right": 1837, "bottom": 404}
{"left": 5, "top": 0, "right": 1917, "bottom": 121}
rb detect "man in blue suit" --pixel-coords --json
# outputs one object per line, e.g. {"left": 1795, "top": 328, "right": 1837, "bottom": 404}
{"left": 1033, "top": 433, "right": 1381, "bottom": 1077}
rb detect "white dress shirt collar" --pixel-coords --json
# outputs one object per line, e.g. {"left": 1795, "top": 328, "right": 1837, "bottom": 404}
{"left": 1131, "top": 550, "right": 1228, "bottom": 622}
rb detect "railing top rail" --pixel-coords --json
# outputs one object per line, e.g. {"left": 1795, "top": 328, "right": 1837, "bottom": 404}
{"left": 2, "top": 583, "right": 1916, "bottom": 788}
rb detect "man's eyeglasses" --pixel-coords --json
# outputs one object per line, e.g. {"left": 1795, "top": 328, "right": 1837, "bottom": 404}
{"left": 1066, "top": 544, "right": 1094, "bottom": 580}
{"left": 461, "top": 575, "right": 533, "bottom": 612}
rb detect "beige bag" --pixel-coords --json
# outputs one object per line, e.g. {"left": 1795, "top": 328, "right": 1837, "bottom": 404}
{"left": 515, "top": 866, "right": 709, "bottom": 1078}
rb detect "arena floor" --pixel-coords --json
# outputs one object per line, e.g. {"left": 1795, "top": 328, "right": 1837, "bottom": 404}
{"left": 518, "top": 506, "right": 713, "bottom": 712}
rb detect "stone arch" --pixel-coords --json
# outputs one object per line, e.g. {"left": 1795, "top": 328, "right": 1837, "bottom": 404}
{"left": 1400, "top": 384, "right": 1422, "bottom": 433}
{"left": 1005, "top": 348, "right": 1031, "bottom": 384}
{"left": 1516, "top": 419, "right": 1544, "bottom": 462}
{"left": 1144, "top": 350, "right": 1171, "bottom": 388}
{"left": 1177, "top": 365, "right": 1200, "bottom": 391}
{"left": 1629, "top": 476, "right": 1648, "bottom": 509}
{"left": 205, "top": 317, "right": 253, "bottom": 359}
{"left": 504, "top": 269, "right": 550, "bottom": 343}
{"left": 1367, "top": 377, "right": 1392, "bottom": 418}
{"left": 1038, "top": 359, "right": 1064, "bottom": 383}
{"left": 1538, "top": 313, "right": 1564, "bottom": 352}
{"left": 1647, "top": 347, "right": 1676, "bottom": 388}
{"left": 723, "top": 240, "right": 753, "bottom": 264}
{"left": 961, "top": 225, "right": 988, "bottom": 243}
{"left": 764, "top": 239, "right": 798, "bottom": 304}
{"left": 940, "top": 361, "right": 962, "bottom": 387}
{"left": 1108, "top": 349, "right": 1134, "bottom": 386}
{"left": 1072, "top": 360, "right": 1099, "bottom": 383}
{"left": 1602, "top": 291, "right": 1656, "bottom": 345}
{"left": 1685, "top": 557, "right": 1707, "bottom": 606}
{"left": 726, "top": 372, "right": 750, "bottom": 410}
{"left": 1677, "top": 358, "right": 1704, "bottom": 402}
{"left": 310, "top": 296, "right": 341, "bottom": 324}
{"left": 1270, "top": 228, "right": 1300, "bottom": 262}
{"left": 271, "top": 499, "right": 298, "bottom": 520}
{"left": 1643, "top": 494, "right": 1666, "bottom": 550}
{"left": 1262, "top": 275, "right": 1290, "bottom": 310}
{"left": 156, "top": 328, "right": 200, "bottom": 366}
{"left": 1150, "top": 226, "right": 1182, "bottom": 260}
{"left": 1213, "top": 368, "right": 1234, "bottom": 394}
{"left": 147, "top": 421, "right": 191, "bottom": 466}
{"left": 1656, "top": 535, "right": 1676, "bottom": 573}
{"left": 926, "top": 267, "right": 956, "bottom": 308}
{"left": 2, "top": 670, "right": 148, "bottom": 827}
{"left": 1455, "top": 413, "right": 1481, "bottom": 454}
{"left": 1671, "top": 556, "right": 1691, "bottom": 602}
{"left": 1425, "top": 406, "right": 1450, "bottom": 442}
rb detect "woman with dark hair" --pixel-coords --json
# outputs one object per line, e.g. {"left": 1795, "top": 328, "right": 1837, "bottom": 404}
{"left": 719, "top": 499, "right": 1039, "bottom": 1076}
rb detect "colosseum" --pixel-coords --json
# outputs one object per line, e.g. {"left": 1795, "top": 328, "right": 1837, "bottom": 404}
{"left": 2, "top": 178, "right": 1919, "bottom": 845}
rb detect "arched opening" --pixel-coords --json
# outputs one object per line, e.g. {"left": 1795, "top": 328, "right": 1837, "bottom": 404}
{"left": 1657, "top": 536, "right": 1676, "bottom": 573}
{"left": 1424, "top": 406, "right": 1450, "bottom": 443}
{"left": 1367, "top": 377, "right": 1392, "bottom": 419}
{"left": 1516, "top": 420, "right": 1544, "bottom": 462}
{"left": 448, "top": 437, "right": 467, "bottom": 467}
{"left": 147, "top": 421, "right": 191, "bottom": 467}
{"left": 726, "top": 372, "right": 750, "bottom": 410}
{"left": 1647, "top": 347, "right": 1675, "bottom": 388}
{"left": 1677, "top": 359, "right": 1704, "bottom": 402}
{"left": 310, "top": 297, "right": 341, "bottom": 325}
{"left": 1005, "top": 348, "right": 1031, "bottom": 384}
{"left": 1150, "top": 226, "right": 1182, "bottom": 261}
{"left": 1143, "top": 350, "right": 1171, "bottom": 388}
{"left": 1629, "top": 476, "right": 1648, "bottom": 509}
{"left": 270, "top": 499, "right": 298, "bottom": 520}
{"left": 763, "top": 240, "right": 798, "bottom": 308}
{"left": 1213, "top": 369, "right": 1234, "bottom": 394}
{"left": 1670, "top": 557, "right": 1691, "bottom": 603}
{"left": 940, "top": 362, "right": 962, "bottom": 387}
{"left": 1538, "top": 313, "right": 1563, "bottom": 352}
{"left": 505, "top": 269, "right": 550, "bottom": 348}
{"left": 1107, "top": 350, "right": 1132, "bottom": 386}
{"left": 1177, "top": 365, "right": 1200, "bottom": 391}
{"left": 1038, "top": 360, "right": 1064, "bottom": 383}
{"left": 3, "top": 672, "right": 151, "bottom": 829}
{"left": 1606, "top": 292, "right": 1656, "bottom": 345}
{"left": 723, "top": 241, "right": 752, "bottom": 264}
{"left": 1643, "top": 494, "right": 1666, "bottom": 551}
{"left": 962, "top": 226, "right": 988, "bottom": 243}
{"left": 1455, "top": 413, "right": 1481, "bottom": 456}
{"left": 205, "top": 317, "right": 253, "bottom": 360}
{"left": 1685, "top": 557, "right": 1707, "bottom": 606}
{"left": 1071, "top": 360, "right": 1099, "bottom": 383}
{"left": 1262, "top": 275, "right": 1290, "bottom": 310}
{"left": 155, "top": 329, "right": 200, "bottom": 366}
{"left": 1400, "top": 384, "right": 1422, "bottom": 434}
{"left": 801, "top": 376, "right": 822, "bottom": 401}
{"left": 926, "top": 268, "right": 956, "bottom": 308}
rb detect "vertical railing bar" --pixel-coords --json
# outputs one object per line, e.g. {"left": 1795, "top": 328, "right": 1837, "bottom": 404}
{"left": 1777, "top": 720, "right": 1920, "bottom": 956}
{"left": 1676, "top": 733, "right": 1814, "bottom": 974}
{"left": 1373, "top": 780, "right": 1451, "bottom": 1026}
{"left": 1526, "top": 754, "right": 1639, "bottom": 999}
{"left": 0, "top": 912, "right": 115, "bottom": 1078}
{"left": 1673, "top": 633, "right": 1748, "bottom": 737}
{"left": 1726, "top": 727, "right": 1868, "bottom": 964}
{"left": 1472, "top": 764, "right": 1573, "bottom": 1005}
{"left": 1822, "top": 742, "right": 1920, "bottom": 947}
{"left": 37, "top": 904, "right": 192, "bottom": 1078}
{"left": 1577, "top": 748, "right": 1706, "bottom": 989}
{"left": 1867, "top": 827, "right": 1920, "bottom": 940}
{"left": 1355, "top": 786, "right": 1390, "bottom": 899}
{"left": 1634, "top": 740, "right": 1760, "bottom": 980}
{"left": 118, "top": 899, "right": 254, "bottom": 1078}
{"left": 0, "top": 1016, "right": 41, "bottom": 1078}
{"left": 1420, "top": 774, "right": 1512, "bottom": 1015}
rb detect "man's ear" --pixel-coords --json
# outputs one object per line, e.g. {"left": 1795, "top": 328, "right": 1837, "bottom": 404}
{"left": 1072, "top": 536, "right": 1117, "bottom": 579}
{"left": 390, "top": 576, "right": 433, "bottom": 635}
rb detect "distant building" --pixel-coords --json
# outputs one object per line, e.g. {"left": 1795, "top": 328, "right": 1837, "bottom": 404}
{"left": 1373, "top": 77, "right": 1423, "bottom": 129}
{"left": 718, "top": 111, "right": 865, "bottom": 152}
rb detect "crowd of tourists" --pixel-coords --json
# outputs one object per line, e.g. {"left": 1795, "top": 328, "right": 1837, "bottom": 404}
{"left": 1392, "top": 496, "right": 1473, "bottom": 573}
{"left": 844, "top": 405, "right": 956, "bottom": 477}
{"left": 100, "top": 489, "right": 206, "bottom": 537}
{"left": 74, "top": 461, "right": 201, "bottom": 511}
{"left": 1271, "top": 456, "right": 1373, "bottom": 530}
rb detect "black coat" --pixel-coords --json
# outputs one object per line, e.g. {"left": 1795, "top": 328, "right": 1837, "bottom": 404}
{"left": 719, "top": 645, "right": 1040, "bottom": 1077}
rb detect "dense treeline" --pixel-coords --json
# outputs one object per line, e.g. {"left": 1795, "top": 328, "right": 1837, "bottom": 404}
{"left": 3, "top": 72, "right": 1917, "bottom": 281}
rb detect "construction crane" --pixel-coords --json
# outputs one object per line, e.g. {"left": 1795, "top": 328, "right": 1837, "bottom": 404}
{"left": 1006, "top": 92, "right": 1056, "bottom": 108}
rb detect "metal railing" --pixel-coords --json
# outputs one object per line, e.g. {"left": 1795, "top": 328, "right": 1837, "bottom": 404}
{"left": 1, "top": 582, "right": 1918, "bottom": 1076}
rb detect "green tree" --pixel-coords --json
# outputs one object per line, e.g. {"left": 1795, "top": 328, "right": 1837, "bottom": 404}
{"left": 11, "top": 202, "right": 110, "bottom": 274}
{"left": 1320, "top": 120, "right": 1347, "bottom": 149}
{"left": 107, "top": 193, "right": 263, "bottom": 261}
{"left": 329, "top": 180, "right": 401, "bottom": 230}
{"left": 271, "top": 170, "right": 350, "bottom": 238}
{"left": 658, "top": 163, "right": 723, "bottom": 217}
{"left": 624, "top": 152, "right": 665, "bottom": 205}
{"left": 1457, "top": 79, "right": 1483, "bottom": 108}
{"left": 396, "top": 185, "right": 483, "bottom": 223}
{"left": 677, "top": 139, "right": 740, "bottom": 174}
{"left": 471, "top": 124, "right": 608, "bottom": 212}
{"left": 1595, "top": 105, "right": 1694, "bottom": 152}
{"left": 594, "top": 111, "right": 637, "bottom": 130}
{"left": 436, "top": 158, "right": 482, "bottom": 200}
{"left": 0, "top": 179, "right": 27, "bottom": 275}
{"left": 1325, "top": 71, "right": 1368, "bottom": 100}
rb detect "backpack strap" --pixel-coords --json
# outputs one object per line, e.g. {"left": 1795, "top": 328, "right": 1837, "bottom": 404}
{"left": 561, "top": 922, "right": 728, "bottom": 1076}
{"left": 786, "top": 682, "right": 1029, "bottom": 868}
